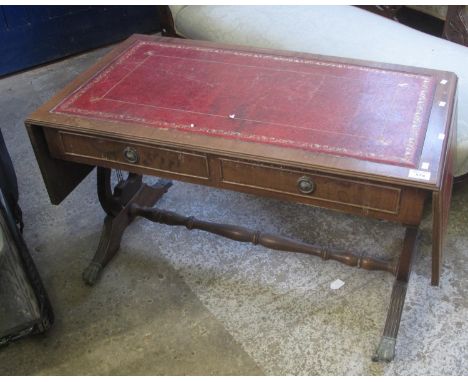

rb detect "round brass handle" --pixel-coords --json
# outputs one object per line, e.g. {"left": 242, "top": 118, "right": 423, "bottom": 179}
{"left": 123, "top": 147, "right": 139, "bottom": 164}
{"left": 297, "top": 176, "right": 315, "bottom": 194}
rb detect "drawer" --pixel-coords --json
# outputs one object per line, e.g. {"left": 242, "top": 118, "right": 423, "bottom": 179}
{"left": 48, "top": 131, "right": 210, "bottom": 179}
{"left": 220, "top": 159, "right": 401, "bottom": 214}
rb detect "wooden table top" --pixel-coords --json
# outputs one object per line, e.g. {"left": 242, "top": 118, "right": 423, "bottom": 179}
{"left": 27, "top": 34, "right": 457, "bottom": 190}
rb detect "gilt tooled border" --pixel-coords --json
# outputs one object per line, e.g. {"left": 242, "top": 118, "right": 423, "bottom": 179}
{"left": 51, "top": 40, "right": 436, "bottom": 167}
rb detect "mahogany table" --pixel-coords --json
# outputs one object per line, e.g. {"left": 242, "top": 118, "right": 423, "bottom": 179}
{"left": 25, "top": 35, "right": 457, "bottom": 362}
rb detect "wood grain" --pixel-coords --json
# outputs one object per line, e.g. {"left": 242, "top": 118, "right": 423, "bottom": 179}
{"left": 129, "top": 204, "right": 397, "bottom": 274}
{"left": 431, "top": 100, "right": 456, "bottom": 285}
{"left": 25, "top": 35, "right": 456, "bottom": 284}
{"left": 42, "top": 126, "right": 427, "bottom": 225}
{"left": 373, "top": 226, "right": 418, "bottom": 362}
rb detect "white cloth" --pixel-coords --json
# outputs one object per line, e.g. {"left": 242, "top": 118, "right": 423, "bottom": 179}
{"left": 170, "top": 5, "right": 468, "bottom": 175}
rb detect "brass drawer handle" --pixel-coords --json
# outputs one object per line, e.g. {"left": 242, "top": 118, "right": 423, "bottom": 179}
{"left": 123, "top": 146, "right": 139, "bottom": 164}
{"left": 297, "top": 176, "right": 315, "bottom": 194}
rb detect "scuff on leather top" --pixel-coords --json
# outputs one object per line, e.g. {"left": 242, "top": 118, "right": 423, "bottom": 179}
{"left": 52, "top": 39, "right": 437, "bottom": 167}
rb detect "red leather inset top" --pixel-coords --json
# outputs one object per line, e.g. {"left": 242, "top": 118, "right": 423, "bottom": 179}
{"left": 52, "top": 39, "right": 437, "bottom": 167}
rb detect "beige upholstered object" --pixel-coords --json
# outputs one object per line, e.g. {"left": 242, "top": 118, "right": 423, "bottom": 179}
{"left": 170, "top": 5, "right": 468, "bottom": 176}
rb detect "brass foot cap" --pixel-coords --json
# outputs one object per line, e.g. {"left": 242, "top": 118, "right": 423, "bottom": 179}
{"left": 372, "top": 336, "right": 396, "bottom": 362}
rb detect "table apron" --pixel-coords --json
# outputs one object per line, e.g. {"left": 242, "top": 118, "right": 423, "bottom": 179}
{"left": 43, "top": 127, "right": 427, "bottom": 226}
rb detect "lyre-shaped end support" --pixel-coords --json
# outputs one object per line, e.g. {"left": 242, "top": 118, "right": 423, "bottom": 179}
{"left": 372, "top": 227, "right": 418, "bottom": 362}
{"left": 83, "top": 168, "right": 172, "bottom": 286}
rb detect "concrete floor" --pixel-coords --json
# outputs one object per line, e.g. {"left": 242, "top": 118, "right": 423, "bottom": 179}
{"left": 0, "top": 43, "right": 467, "bottom": 375}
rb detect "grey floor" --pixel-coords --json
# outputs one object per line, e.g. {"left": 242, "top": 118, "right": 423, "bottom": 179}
{"left": 0, "top": 43, "right": 467, "bottom": 376}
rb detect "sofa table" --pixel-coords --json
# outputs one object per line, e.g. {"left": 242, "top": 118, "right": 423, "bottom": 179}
{"left": 25, "top": 35, "right": 457, "bottom": 362}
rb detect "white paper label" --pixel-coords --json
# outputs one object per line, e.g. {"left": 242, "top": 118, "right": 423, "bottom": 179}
{"left": 421, "top": 162, "right": 430, "bottom": 170}
{"left": 408, "top": 169, "right": 431, "bottom": 180}
{"left": 330, "top": 279, "right": 345, "bottom": 290}
{"left": 438, "top": 133, "right": 445, "bottom": 140}
{"left": 439, "top": 101, "right": 446, "bottom": 107}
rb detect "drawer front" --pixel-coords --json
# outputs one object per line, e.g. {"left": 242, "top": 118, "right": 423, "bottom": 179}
{"left": 220, "top": 159, "right": 401, "bottom": 214}
{"left": 55, "top": 131, "right": 209, "bottom": 179}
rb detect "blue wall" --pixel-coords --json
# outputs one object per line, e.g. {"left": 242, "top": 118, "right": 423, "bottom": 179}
{"left": 0, "top": 6, "right": 161, "bottom": 77}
